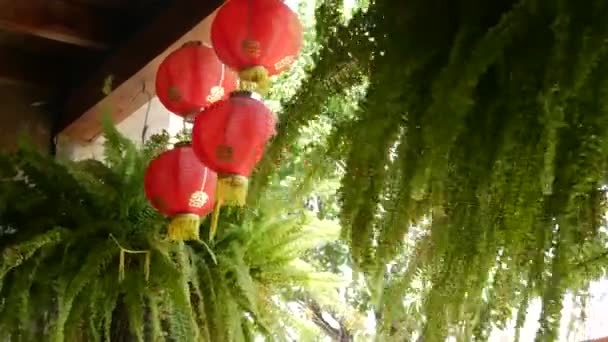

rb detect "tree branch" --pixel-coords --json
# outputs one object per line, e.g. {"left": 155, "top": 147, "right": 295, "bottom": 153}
{"left": 299, "top": 297, "right": 353, "bottom": 342}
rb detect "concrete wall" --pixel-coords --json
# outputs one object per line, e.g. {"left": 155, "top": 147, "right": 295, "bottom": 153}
{"left": 56, "top": 96, "right": 184, "bottom": 161}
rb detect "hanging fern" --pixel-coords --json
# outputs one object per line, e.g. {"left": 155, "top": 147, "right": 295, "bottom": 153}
{"left": 0, "top": 118, "right": 346, "bottom": 341}
{"left": 251, "top": 0, "right": 608, "bottom": 339}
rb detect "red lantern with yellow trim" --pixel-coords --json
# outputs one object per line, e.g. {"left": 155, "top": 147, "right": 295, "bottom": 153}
{"left": 156, "top": 41, "right": 237, "bottom": 120}
{"left": 211, "top": 0, "right": 303, "bottom": 94}
{"left": 192, "top": 91, "right": 276, "bottom": 238}
{"left": 144, "top": 143, "right": 217, "bottom": 241}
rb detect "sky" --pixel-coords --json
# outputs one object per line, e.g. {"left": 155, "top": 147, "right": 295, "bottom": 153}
{"left": 489, "top": 278, "right": 608, "bottom": 341}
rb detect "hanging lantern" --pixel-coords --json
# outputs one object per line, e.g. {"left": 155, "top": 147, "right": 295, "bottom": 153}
{"left": 211, "top": 0, "right": 303, "bottom": 94}
{"left": 156, "top": 41, "right": 237, "bottom": 120}
{"left": 192, "top": 91, "right": 277, "bottom": 238}
{"left": 144, "top": 143, "right": 218, "bottom": 241}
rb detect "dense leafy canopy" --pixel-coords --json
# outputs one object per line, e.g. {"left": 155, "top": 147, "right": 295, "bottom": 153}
{"left": 251, "top": 0, "right": 608, "bottom": 340}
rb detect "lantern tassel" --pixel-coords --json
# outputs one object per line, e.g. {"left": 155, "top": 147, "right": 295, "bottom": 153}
{"left": 209, "top": 196, "right": 223, "bottom": 241}
{"left": 168, "top": 213, "right": 201, "bottom": 241}
{"left": 218, "top": 174, "right": 248, "bottom": 206}
{"left": 209, "top": 175, "right": 248, "bottom": 241}
{"left": 239, "top": 66, "right": 270, "bottom": 95}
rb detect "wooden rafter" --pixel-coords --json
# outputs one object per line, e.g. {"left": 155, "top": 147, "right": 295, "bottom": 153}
{"left": 58, "top": 0, "right": 223, "bottom": 142}
{"left": 0, "top": 0, "right": 116, "bottom": 49}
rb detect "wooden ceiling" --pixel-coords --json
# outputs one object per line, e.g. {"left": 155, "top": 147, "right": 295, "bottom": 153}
{"left": 0, "top": 0, "right": 222, "bottom": 143}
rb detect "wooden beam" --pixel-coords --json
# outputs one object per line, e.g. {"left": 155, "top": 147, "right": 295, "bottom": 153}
{"left": 0, "top": 0, "right": 115, "bottom": 49}
{"left": 58, "top": 0, "right": 223, "bottom": 142}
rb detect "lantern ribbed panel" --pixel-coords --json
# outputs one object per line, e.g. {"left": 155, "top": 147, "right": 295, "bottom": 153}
{"left": 191, "top": 94, "right": 277, "bottom": 177}
{"left": 144, "top": 145, "right": 217, "bottom": 217}
{"left": 211, "top": 0, "right": 303, "bottom": 75}
{"left": 156, "top": 43, "right": 237, "bottom": 116}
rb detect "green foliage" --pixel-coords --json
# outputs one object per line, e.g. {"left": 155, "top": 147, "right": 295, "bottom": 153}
{"left": 4, "top": 0, "right": 608, "bottom": 339}
{"left": 0, "top": 120, "right": 344, "bottom": 341}
{"left": 252, "top": 0, "right": 608, "bottom": 339}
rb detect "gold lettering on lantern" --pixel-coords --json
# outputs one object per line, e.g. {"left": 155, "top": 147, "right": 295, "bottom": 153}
{"left": 168, "top": 86, "right": 182, "bottom": 101}
{"left": 274, "top": 55, "right": 295, "bottom": 72}
{"left": 206, "top": 86, "right": 224, "bottom": 103}
{"left": 188, "top": 191, "right": 209, "bottom": 208}
{"left": 216, "top": 144, "right": 233, "bottom": 162}
{"left": 241, "top": 39, "right": 261, "bottom": 58}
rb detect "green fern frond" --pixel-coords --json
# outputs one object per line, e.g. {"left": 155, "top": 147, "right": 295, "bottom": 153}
{"left": 0, "top": 227, "right": 67, "bottom": 279}
{"left": 53, "top": 239, "right": 116, "bottom": 342}
{"left": 123, "top": 274, "right": 145, "bottom": 342}
{"left": 152, "top": 245, "right": 197, "bottom": 342}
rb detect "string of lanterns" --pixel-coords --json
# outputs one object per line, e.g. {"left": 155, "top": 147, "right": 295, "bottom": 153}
{"left": 145, "top": 0, "right": 303, "bottom": 242}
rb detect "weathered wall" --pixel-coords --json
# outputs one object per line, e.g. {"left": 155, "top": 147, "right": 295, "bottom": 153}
{"left": 56, "top": 96, "right": 183, "bottom": 161}
{"left": 0, "top": 85, "right": 52, "bottom": 152}
{"left": 56, "top": 6, "right": 218, "bottom": 159}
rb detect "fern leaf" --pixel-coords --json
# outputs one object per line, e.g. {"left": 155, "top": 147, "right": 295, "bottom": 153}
{"left": 146, "top": 290, "right": 165, "bottom": 342}
{"left": 123, "top": 274, "right": 145, "bottom": 342}
{"left": 151, "top": 246, "right": 197, "bottom": 342}
{"left": 0, "top": 227, "right": 66, "bottom": 279}
{"left": 53, "top": 239, "right": 116, "bottom": 342}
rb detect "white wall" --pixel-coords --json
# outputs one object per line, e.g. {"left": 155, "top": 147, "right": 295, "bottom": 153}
{"left": 56, "top": 96, "right": 184, "bottom": 161}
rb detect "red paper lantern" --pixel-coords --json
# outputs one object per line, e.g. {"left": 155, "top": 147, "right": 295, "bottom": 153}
{"left": 144, "top": 143, "right": 218, "bottom": 241}
{"left": 156, "top": 41, "right": 237, "bottom": 119}
{"left": 192, "top": 91, "right": 276, "bottom": 240}
{"left": 192, "top": 92, "right": 276, "bottom": 176}
{"left": 211, "top": 0, "right": 303, "bottom": 76}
